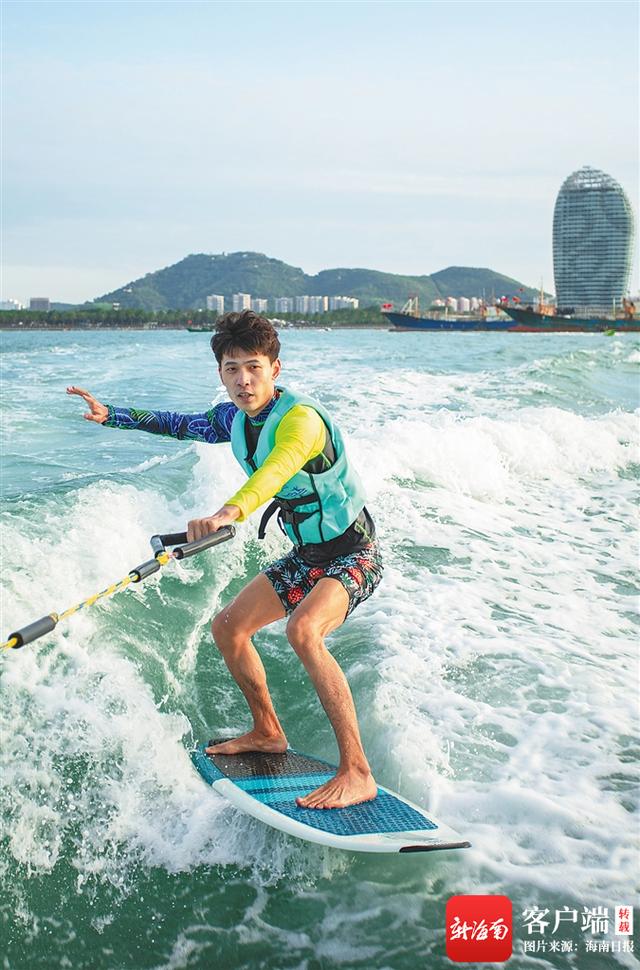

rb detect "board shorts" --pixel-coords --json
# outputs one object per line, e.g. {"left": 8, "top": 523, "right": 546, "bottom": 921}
{"left": 263, "top": 541, "right": 383, "bottom": 619}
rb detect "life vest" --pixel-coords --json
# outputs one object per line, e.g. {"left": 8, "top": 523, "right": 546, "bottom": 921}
{"left": 230, "top": 388, "right": 366, "bottom": 546}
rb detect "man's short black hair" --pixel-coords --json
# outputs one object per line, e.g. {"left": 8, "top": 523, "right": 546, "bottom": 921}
{"left": 210, "top": 310, "right": 280, "bottom": 364}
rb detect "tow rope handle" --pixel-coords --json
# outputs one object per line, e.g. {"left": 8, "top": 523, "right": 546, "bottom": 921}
{"left": 3, "top": 526, "right": 235, "bottom": 651}
{"left": 149, "top": 527, "right": 235, "bottom": 561}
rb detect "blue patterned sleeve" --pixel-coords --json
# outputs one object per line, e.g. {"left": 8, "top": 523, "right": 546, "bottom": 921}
{"left": 103, "top": 401, "right": 238, "bottom": 443}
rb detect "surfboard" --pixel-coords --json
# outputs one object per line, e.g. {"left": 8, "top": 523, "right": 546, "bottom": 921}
{"left": 191, "top": 739, "right": 471, "bottom": 854}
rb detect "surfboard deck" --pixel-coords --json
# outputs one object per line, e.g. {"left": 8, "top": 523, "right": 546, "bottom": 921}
{"left": 191, "top": 739, "right": 471, "bottom": 854}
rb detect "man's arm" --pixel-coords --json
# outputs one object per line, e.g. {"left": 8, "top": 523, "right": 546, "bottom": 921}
{"left": 66, "top": 386, "right": 237, "bottom": 443}
{"left": 103, "top": 404, "right": 234, "bottom": 443}
{"left": 226, "top": 405, "right": 327, "bottom": 519}
{"left": 187, "top": 405, "right": 327, "bottom": 540}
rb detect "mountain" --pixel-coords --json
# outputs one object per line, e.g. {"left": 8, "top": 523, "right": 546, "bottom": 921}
{"left": 94, "top": 251, "right": 541, "bottom": 310}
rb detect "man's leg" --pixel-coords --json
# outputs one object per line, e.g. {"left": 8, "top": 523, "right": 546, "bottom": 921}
{"left": 206, "top": 573, "right": 287, "bottom": 756}
{"left": 286, "top": 578, "right": 377, "bottom": 809}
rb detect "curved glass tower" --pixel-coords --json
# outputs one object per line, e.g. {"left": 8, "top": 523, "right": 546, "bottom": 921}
{"left": 553, "top": 166, "right": 634, "bottom": 311}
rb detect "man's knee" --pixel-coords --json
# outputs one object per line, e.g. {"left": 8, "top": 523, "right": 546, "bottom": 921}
{"left": 211, "top": 608, "right": 242, "bottom": 653}
{"left": 286, "top": 613, "right": 322, "bottom": 657}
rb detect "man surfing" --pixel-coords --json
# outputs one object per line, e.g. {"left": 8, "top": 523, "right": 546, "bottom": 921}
{"left": 67, "top": 310, "right": 382, "bottom": 809}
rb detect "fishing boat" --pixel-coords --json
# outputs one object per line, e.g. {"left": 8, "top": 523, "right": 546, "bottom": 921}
{"left": 384, "top": 295, "right": 640, "bottom": 334}
{"left": 496, "top": 299, "right": 640, "bottom": 333}
{"left": 383, "top": 297, "right": 512, "bottom": 333}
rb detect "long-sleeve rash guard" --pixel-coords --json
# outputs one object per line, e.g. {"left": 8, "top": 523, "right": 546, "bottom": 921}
{"left": 103, "top": 395, "right": 326, "bottom": 521}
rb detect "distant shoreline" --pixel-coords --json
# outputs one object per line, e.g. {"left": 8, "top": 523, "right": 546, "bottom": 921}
{"left": 0, "top": 306, "right": 390, "bottom": 331}
{"left": 0, "top": 322, "right": 391, "bottom": 332}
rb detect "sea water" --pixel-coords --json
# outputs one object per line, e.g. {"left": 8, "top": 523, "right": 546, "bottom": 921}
{"left": 0, "top": 328, "right": 638, "bottom": 970}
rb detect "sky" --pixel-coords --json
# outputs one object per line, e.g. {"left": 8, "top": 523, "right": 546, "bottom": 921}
{"left": 2, "top": 0, "right": 638, "bottom": 304}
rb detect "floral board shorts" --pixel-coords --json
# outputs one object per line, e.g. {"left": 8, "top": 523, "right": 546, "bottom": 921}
{"left": 263, "top": 542, "right": 383, "bottom": 619}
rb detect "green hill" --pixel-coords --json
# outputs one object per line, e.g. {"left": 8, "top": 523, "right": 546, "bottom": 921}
{"left": 94, "top": 251, "right": 541, "bottom": 310}
{"left": 311, "top": 268, "right": 440, "bottom": 306}
{"left": 431, "top": 266, "right": 543, "bottom": 301}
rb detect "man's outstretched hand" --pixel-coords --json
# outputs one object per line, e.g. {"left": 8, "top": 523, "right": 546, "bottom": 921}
{"left": 66, "top": 386, "right": 109, "bottom": 423}
{"left": 187, "top": 506, "right": 241, "bottom": 542}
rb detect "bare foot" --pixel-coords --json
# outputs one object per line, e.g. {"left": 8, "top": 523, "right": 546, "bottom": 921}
{"left": 205, "top": 730, "right": 288, "bottom": 756}
{"left": 296, "top": 768, "right": 378, "bottom": 809}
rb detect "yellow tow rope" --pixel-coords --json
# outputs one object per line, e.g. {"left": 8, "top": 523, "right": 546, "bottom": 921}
{"left": 1, "top": 552, "right": 171, "bottom": 651}
{"left": 2, "top": 527, "right": 235, "bottom": 652}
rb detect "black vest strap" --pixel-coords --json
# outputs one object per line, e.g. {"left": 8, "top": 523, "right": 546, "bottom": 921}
{"left": 258, "top": 501, "right": 282, "bottom": 539}
{"left": 257, "top": 495, "right": 321, "bottom": 540}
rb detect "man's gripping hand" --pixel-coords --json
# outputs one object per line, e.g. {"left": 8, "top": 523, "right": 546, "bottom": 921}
{"left": 187, "top": 505, "right": 241, "bottom": 542}
{"left": 66, "top": 386, "right": 109, "bottom": 423}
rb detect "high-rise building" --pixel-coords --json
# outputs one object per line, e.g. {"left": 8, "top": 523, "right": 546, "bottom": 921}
{"left": 0, "top": 299, "right": 23, "bottom": 311}
{"left": 308, "top": 296, "right": 328, "bottom": 313}
{"left": 232, "top": 293, "right": 251, "bottom": 312}
{"left": 274, "top": 297, "right": 294, "bottom": 313}
{"left": 553, "top": 166, "right": 635, "bottom": 311}
{"left": 29, "top": 297, "right": 50, "bottom": 311}
{"left": 206, "top": 294, "right": 224, "bottom": 313}
{"left": 295, "top": 295, "right": 310, "bottom": 313}
{"left": 328, "top": 296, "right": 359, "bottom": 310}
{"left": 250, "top": 298, "right": 268, "bottom": 313}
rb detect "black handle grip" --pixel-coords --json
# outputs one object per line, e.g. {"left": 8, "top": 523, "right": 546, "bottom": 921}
{"left": 173, "top": 526, "right": 236, "bottom": 559}
{"left": 8, "top": 614, "right": 58, "bottom": 648}
{"left": 150, "top": 532, "right": 185, "bottom": 556}
{"left": 130, "top": 558, "right": 162, "bottom": 582}
{"left": 150, "top": 526, "right": 236, "bottom": 560}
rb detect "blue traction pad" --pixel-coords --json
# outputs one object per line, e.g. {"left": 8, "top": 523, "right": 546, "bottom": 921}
{"left": 192, "top": 744, "right": 438, "bottom": 837}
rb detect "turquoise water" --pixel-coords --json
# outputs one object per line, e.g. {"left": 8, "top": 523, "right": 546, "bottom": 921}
{"left": 1, "top": 329, "right": 638, "bottom": 969}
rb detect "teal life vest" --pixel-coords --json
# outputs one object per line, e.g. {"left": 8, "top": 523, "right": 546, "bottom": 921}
{"left": 229, "top": 388, "right": 366, "bottom": 546}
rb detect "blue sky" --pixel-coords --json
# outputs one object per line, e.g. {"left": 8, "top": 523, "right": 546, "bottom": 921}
{"left": 2, "top": 0, "right": 638, "bottom": 303}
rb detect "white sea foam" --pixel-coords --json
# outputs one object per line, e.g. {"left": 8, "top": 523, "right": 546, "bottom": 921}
{"left": 343, "top": 399, "right": 639, "bottom": 904}
{"left": 0, "top": 447, "right": 338, "bottom": 899}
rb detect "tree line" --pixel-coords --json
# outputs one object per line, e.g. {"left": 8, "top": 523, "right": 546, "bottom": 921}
{"left": 0, "top": 305, "right": 389, "bottom": 329}
{"left": 0, "top": 308, "right": 218, "bottom": 328}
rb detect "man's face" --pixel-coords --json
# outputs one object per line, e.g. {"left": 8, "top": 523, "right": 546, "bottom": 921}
{"left": 219, "top": 349, "right": 281, "bottom": 416}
